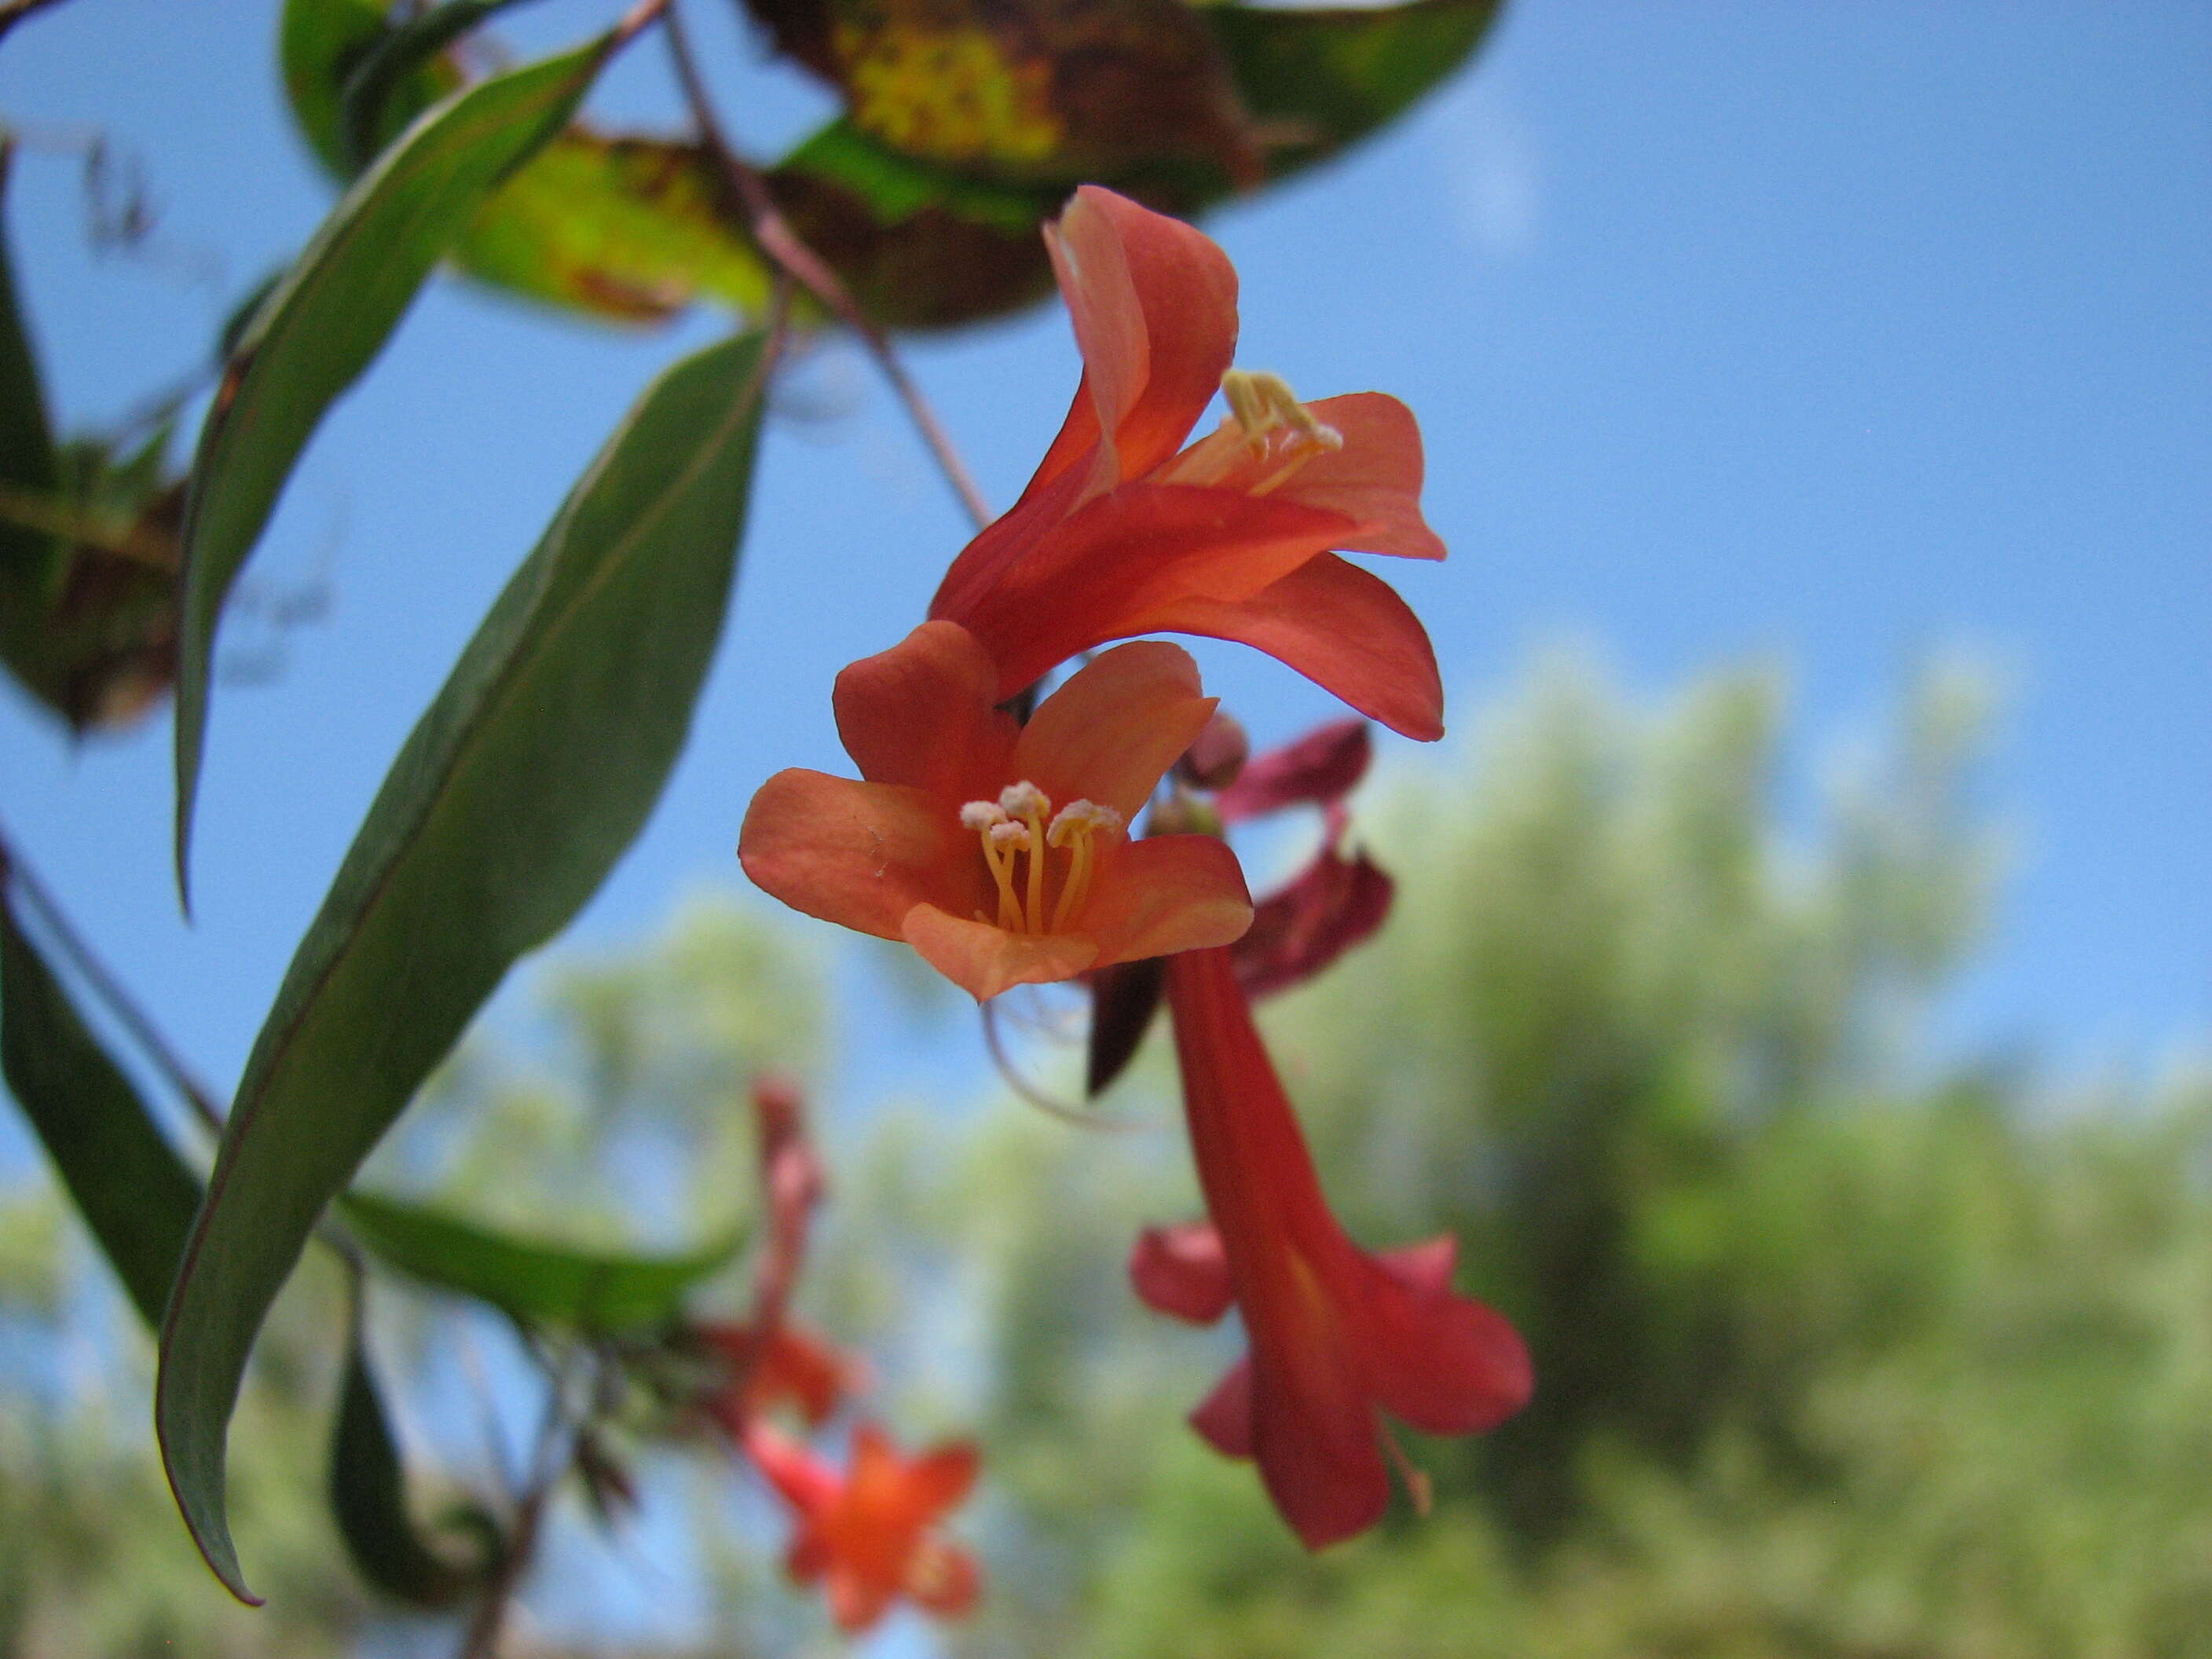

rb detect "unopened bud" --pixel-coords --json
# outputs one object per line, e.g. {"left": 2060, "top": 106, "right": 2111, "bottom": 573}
{"left": 1176, "top": 712, "right": 1249, "bottom": 791}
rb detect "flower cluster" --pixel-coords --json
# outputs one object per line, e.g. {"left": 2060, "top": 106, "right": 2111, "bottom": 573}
{"left": 738, "top": 185, "right": 1530, "bottom": 1580}
{"left": 687, "top": 1078, "right": 980, "bottom": 1634}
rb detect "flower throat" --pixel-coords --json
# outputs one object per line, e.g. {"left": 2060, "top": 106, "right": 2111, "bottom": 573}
{"left": 959, "top": 783, "right": 1122, "bottom": 934}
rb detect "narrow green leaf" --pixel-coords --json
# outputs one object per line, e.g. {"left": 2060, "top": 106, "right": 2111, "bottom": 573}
{"left": 282, "top": 0, "right": 459, "bottom": 181}
{"left": 0, "top": 143, "right": 69, "bottom": 712}
{"left": 341, "top": 1192, "right": 743, "bottom": 1330}
{"left": 0, "top": 889, "right": 201, "bottom": 1331}
{"left": 331, "top": 1278, "right": 501, "bottom": 1608}
{"left": 1205, "top": 0, "right": 1507, "bottom": 185}
{"left": 157, "top": 328, "right": 775, "bottom": 1603}
{"left": 339, "top": 0, "right": 541, "bottom": 175}
{"left": 0, "top": 884, "right": 482, "bottom": 1611}
{"left": 174, "top": 36, "right": 613, "bottom": 903}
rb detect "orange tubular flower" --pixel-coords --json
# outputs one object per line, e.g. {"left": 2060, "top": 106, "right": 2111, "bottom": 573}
{"left": 699, "top": 1319, "right": 867, "bottom": 1431}
{"left": 928, "top": 185, "right": 1449, "bottom": 741}
{"left": 743, "top": 1421, "right": 980, "bottom": 1633}
{"left": 1140, "top": 946, "right": 1533, "bottom": 1549}
{"left": 739, "top": 620, "right": 1252, "bottom": 1002}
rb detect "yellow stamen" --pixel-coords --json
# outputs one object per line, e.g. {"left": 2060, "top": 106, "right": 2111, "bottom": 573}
{"left": 981, "top": 823, "right": 1024, "bottom": 929}
{"left": 1022, "top": 808, "right": 1046, "bottom": 930}
{"left": 1046, "top": 799, "right": 1122, "bottom": 932}
{"left": 1051, "top": 833, "right": 1093, "bottom": 932}
{"left": 962, "top": 788, "right": 1125, "bottom": 936}
{"left": 1205, "top": 368, "right": 1343, "bottom": 496}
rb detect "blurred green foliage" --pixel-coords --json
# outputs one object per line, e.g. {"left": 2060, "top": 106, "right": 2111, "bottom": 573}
{"left": 4, "top": 655, "right": 2208, "bottom": 1654}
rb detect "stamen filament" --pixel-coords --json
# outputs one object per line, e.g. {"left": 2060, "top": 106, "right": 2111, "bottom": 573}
{"left": 1023, "top": 807, "right": 1046, "bottom": 931}
{"left": 980, "top": 828, "right": 1023, "bottom": 930}
{"left": 1051, "top": 833, "right": 1093, "bottom": 932}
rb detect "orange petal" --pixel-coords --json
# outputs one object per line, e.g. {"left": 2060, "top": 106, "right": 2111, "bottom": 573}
{"left": 1013, "top": 640, "right": 1214, "bottom": 822}
{"left": 826, "top": 1569, "right": 896, "bottom": 1634}
{"left": 1130, "top": 1221, "right": 1234, "bottom": 1324}
{"left": 1035, "top": 186, "right": 1239, "bottom": 495}
{"left": 908, "top": 1540, "right": 981, "bottom": 1618}
{"left": 1141, "top": 554, "right": 1445, "bottom": 742}
{"left": 899, "top": 1442, "right": 980, "bottom": 1518}
{"left": 1269, "top": 394, "right": 1446, "bottom": 562}
{"left": 951, "top": 485, "right": 1356, "bottom": 699}
{"left": 740, "top": 773, "right": 961, "bottom": 939}
{"left": 1189, "top": 1356, "right": 1254, "bottom": 1458}
{"left": 1361, "top": 1247, "right": 1533, "bottom": 1438}
{"left": 832, "top": 621, "right": 1017, "bottom": 805}
{"left": 1082, "top": 836, "right": 1254, "bottom": 967}
{"left": 901, "top": 904, "right": 1100, "bottom": 1001}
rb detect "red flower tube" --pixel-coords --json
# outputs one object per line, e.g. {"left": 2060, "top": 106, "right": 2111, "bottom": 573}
{"left": 1144, "top": 946, "right": 1532, "bottom": 1548}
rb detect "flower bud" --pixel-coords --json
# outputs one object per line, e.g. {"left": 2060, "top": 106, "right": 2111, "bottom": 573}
{"left": 1176, "top": 712, "right": 1250, "bottom": 791}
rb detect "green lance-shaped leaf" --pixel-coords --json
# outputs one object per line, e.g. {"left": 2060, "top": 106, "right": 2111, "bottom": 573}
{"left": 341, "top": 1191, "right": 744, "bottom": 1331}
{"left": 339, "top": 0, "right": 543, "bottom": 174}
{"left": 1204, "top": 0, "right": 1507, "bottom": 186}
{"left": 0, "top": 888, "right": 201, "bottom": 1330}
{"left": 174, "top": 36, "right": 613, "bottom": 903}
{"left": 284, "top": 0, "right": 460, "bottom": 181}
{"left": 0, "top": 143, "right": 68, "bottom": 709}
{"left": 156, "top": 327, "right": 775, "bottom": 1604}
{"left": 331, "top": 1276, "right": 503, "bottom": 1609}
{"left": 0, "top": 884, "right": 499, "bottom": 1608}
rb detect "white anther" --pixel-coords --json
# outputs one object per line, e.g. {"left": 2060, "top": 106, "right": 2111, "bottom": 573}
{"left": 998, "top": 780, "right": 1050, "bottom": 819}
{"left": 987, "top": 821, "right": 1031, "bottom": 849}
{"left": 960, "top": 800, "right": 1009, "bottom": 831}
{"left": 1046, "top": 800, "right": 1123, "bottom": 847}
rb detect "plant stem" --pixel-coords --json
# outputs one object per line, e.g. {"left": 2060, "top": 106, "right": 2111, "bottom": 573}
{"left": 659, "top": 0, "right": 993, "bottom": 532}
{"left": 0, "top": 822, "right": 223, "bottom": 1135}
{"left": 452, "top": 1345, "right": 588, "bottom": 1659}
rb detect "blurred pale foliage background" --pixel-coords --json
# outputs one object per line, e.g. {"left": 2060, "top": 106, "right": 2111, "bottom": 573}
{"left": 8, "top": 656, "right": 2210, "bottom": 1656}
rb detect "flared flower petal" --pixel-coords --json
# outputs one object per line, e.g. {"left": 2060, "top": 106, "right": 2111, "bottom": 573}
{"left": 1155, "top": 946, "right": 1533, "bottom": 1550}
{"left": 739, "top": 772, "right": 962, "bottom": 939}
{"left": 1139, "top": 555, "right": 1445, "bottom": 741}
{"left": 832, "top": 620, "right": 1016, "bottom": 808}
{"left": 1129, "top": 1221, "right": 1233, "bottom": 1324}
{"left": 945, "top": 483, "right": 1358, "bottom": 702}
{"left": 1031, "top": 185, "right": 1240, "bottom": 499}
{"left": 902, "top": 906, "right": 1101, "bottom": 1002}
{"left": 1214, "top": 718, "right": 1372, "bottom": 825}
{"left": 1164, "top": 393, "right": 1444, "bottom": 562}
{"left": 1011, "top": 638, "right": 1215, "bottom": 821}
{"left": 1233, "top": 839, "right": 1393, "bottom": 998}
{"left": 1079, "top": 835, "right": 1253, "bottom": 966}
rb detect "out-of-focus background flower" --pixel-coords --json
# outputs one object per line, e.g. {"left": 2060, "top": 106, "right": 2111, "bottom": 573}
{"left": 0, "top": 2, "right": 2204, "bottom": 1654}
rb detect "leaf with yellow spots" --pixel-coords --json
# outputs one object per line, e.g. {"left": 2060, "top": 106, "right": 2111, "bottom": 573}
{"left": 745, "top": 0, "right": 1264, "bottom": 187}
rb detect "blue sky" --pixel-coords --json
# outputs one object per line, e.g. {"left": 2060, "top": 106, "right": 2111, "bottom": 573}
{"left": 2, "top": 0, "right": 2206, "bottom": 1124}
